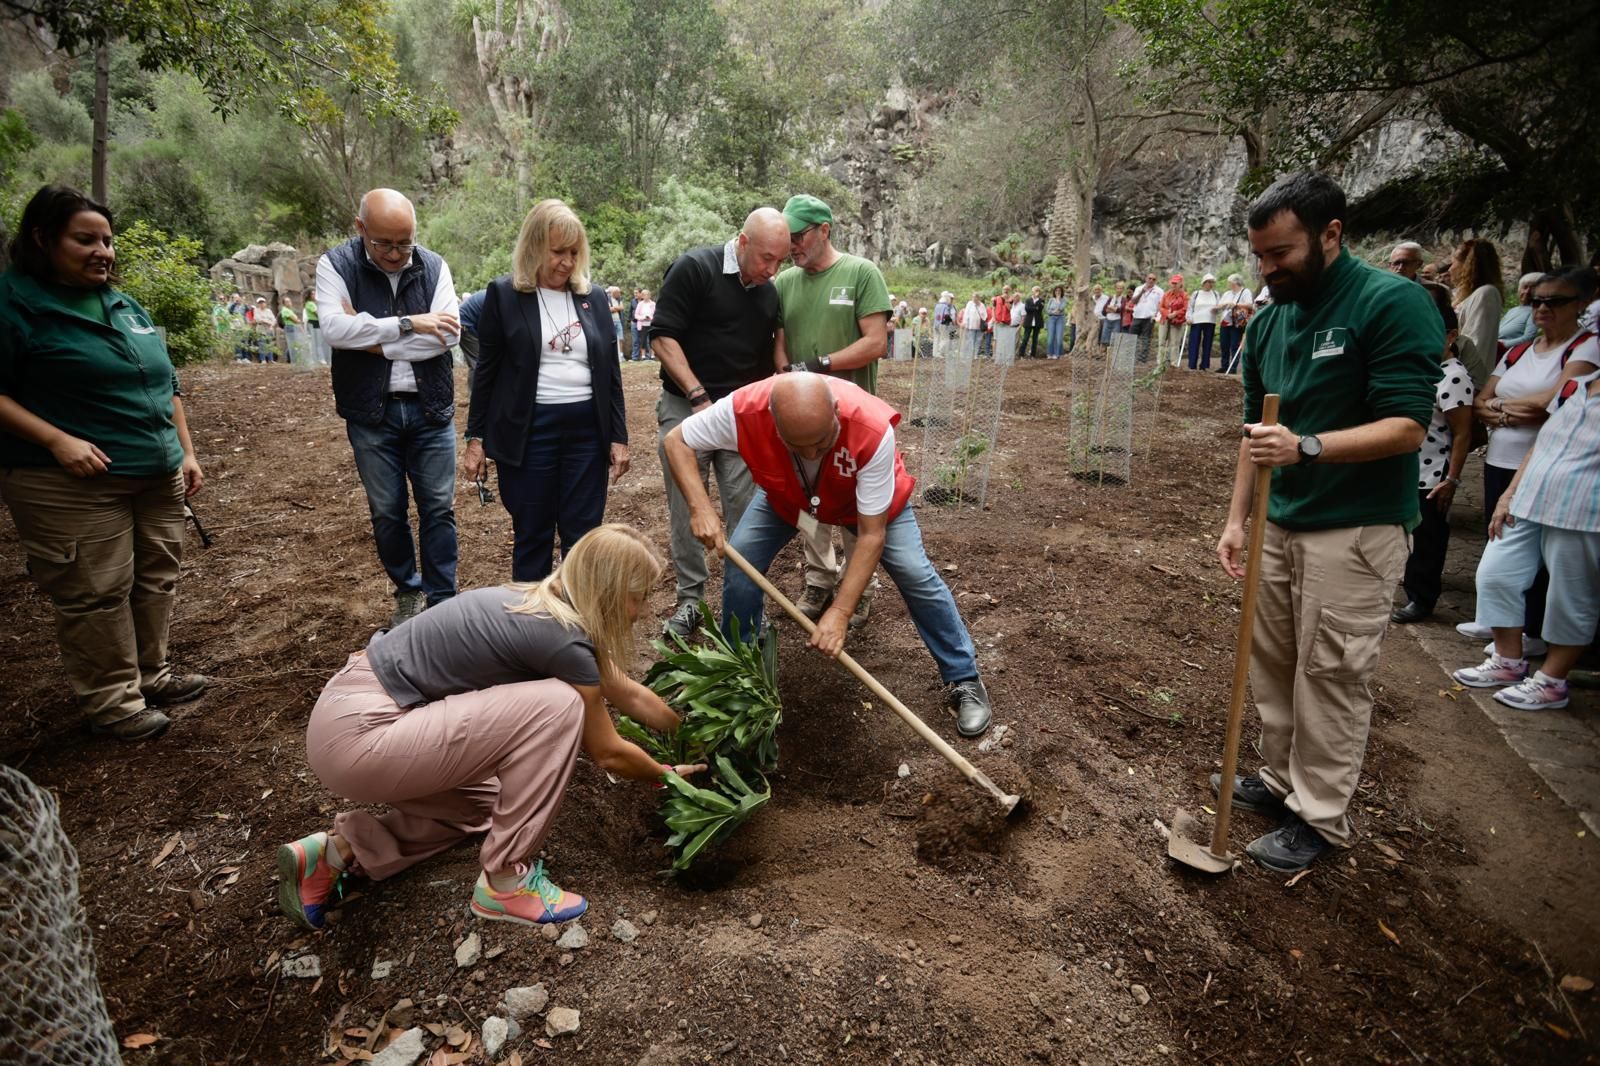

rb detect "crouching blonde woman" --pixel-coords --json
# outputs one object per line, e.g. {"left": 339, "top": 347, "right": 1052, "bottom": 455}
{"left": 276, "top": 524, "right": 701, "bottom": 930}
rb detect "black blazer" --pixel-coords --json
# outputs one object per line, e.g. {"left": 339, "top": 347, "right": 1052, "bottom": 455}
{"left": 465, "top": 274, "right": 628, "bottom": 466}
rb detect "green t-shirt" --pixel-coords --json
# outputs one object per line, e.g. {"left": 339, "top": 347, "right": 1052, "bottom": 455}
{"left": 303, "top": 299, "right": 319, "bottom": 324}
{"left": 774, "top": 253, "right": 891, "bottom": 395}
{"left": 1241, "top": 250, "right": 1442, "bottom": 531}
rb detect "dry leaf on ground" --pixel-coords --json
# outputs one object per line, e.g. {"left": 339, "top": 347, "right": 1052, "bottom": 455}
{"left": 122, "top": 1033, "right": 160, "bottom": 1049}
{"left": 1559, "top": 975, "right": 1594, "bottom": 993}
{"left": 149, "top": 832, "right": 182, "bottom": 869}
{"left": 1378, "top": 919, "right": 1400, "bottom": 945}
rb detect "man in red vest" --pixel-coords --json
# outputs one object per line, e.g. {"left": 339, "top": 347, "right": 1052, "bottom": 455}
{"left": 662, "top": 374, "right": 994, "bottom": 737}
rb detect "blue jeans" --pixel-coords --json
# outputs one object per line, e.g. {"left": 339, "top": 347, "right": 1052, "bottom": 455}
{"left": 721, "top": 490, "right": 979, "bottom": 684}
{"left": 1218, "top": 324, "right": 1242, "bottom": 371}
{"left": 1097, "top": 319, "right": 1116, "bottom": 346}
{"left": 1046, "top": 314, "right": 1066, "bottom": 356}
{"left": 1186, "top": 322, "right": 1216, "bottom": 369}
{"left": 497, "top": 400, "right": 609, "bottom": 582}
{"left": 345, "top": 396, "right": 458, "bottom": 604}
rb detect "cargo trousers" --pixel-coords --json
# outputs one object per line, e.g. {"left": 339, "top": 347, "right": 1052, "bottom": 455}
{"left": 1, "top": 467, "right": 185, "bottom": 728}
{"left": 1250, "top": 522, "right": 1408, "bottom": 846}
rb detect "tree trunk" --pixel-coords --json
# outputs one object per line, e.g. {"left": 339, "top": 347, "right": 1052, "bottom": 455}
{"left": 1045, "top": 169, "right": 1079, "bottom": 263}
{"left": 1070, "top": 177, "right": 1096, "bottom": 345}
{"left": 91, "top": 41, "right": 110, "bottom": 203}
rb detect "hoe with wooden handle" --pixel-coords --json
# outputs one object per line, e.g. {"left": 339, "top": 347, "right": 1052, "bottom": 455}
{"left": 721, "top": 543, "right": 1023, "bottom": 817}
{"left": 1168, "top": 393, "right": 1280, "bottom": 873}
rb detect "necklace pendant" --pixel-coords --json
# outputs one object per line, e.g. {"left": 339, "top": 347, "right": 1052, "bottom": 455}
{"left": 561, "top": 340, "right": 573, "bottom": 353}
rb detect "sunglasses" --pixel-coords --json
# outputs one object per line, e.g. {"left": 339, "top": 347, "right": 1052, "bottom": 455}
{"left": 1528, "top": 295, "right": 1577, "bottom": 308}
{"left": 789, "top": 224, "right": 819, "bottom": 245}
{"left": 475, "top": 477, "right": 495, "bottom": 505}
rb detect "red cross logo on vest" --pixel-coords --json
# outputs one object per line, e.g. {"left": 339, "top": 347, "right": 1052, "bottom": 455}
{"left": 832, "top": 447, "right": 858, "bottom": 478}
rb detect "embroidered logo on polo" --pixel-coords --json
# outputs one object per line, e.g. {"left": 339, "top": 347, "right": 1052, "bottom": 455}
{"left": 828, "top": 286, "right": 854, "bottom": 306}
{"left": 832, "top": 448, "right": 858, "bottom": 478}
{"left": 1311, "top": 328, "right": 1348, "bottom": 359}
{"left": 117, "top": 311, "right": 157, "bottom": 335}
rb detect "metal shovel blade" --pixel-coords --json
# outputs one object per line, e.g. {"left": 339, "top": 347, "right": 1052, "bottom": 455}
{"left": 1167, "top": 806, "right": 1234, "bottom": 874}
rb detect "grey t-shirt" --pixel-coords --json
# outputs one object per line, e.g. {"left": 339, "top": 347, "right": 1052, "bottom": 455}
{"left": 367, "top": 586, "right": 601, "bottom": 708}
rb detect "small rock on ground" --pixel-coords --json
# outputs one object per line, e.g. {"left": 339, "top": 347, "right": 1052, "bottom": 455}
{"left": 556, "top": 924, "right": 589, "bottom": 950}
{"left": 639, "top": 910, "right": 658, "bottom": 926}
{"left": 612, "top": 918, "right": 639, "bottom": 943}
{"left": 546, "top": 1006, "right": 581, "bottom": 1037}
{"left": 370, "top": 959, "right": 393, "bottom": 980}
{"left": 281, "top": 954, "right": 320, "bottom": 979}
{"left": 454, "top": 932, "right": 482, "bottom": 969}
{"left": 1130, "top": 984, "right": 1150, "bottom": 1006}
{"left": 481, "top": 1016, "right": 510, "bottom": 1058}
{"left": 897, "top": 763, "right": 911, "bottom": 778}
{"left": 502, "top": 983, "right": 549, "bottom": 1019}
{"left": 540, "top": 923, "right": 561, "bottom": 941}
{"left": 747, "top": 913, "right": 763, "bottom": 929}
{"left": 371, "top": 1028, "right": 427, "bottom": 1066}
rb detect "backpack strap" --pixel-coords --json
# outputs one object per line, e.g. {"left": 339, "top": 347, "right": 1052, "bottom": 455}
{"left": 1501, "top": 339, "right": 1535, "bottom": 370}
{"left": 1555, "top": 378, "right": 1581, "bottom": 408}
{"left": 1560, "top": 330, "right": 1596, "bottom": 367}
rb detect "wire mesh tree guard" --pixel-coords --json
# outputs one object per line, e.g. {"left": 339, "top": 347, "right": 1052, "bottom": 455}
{"left": 913, "top": 324, "right": 1011, "bottom": 509}
{"left": 1, "top": 766, "right": 121, "bottom": 1065}
{"left": 1067, "top": 330, "right": 1140, "bottom": 487}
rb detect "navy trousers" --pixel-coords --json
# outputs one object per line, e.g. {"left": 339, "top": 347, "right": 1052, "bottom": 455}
{"left": 497, "top": 400, "right": 609, "bottom": 582}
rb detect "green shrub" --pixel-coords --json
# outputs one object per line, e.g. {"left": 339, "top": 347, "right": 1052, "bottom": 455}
{"left": 114, "top": 221, "right": 216, "bottom": 366}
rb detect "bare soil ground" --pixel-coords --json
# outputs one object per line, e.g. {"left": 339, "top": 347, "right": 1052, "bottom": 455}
{"left": 2, "top": 359, "right": 1597, "bottom": 1065}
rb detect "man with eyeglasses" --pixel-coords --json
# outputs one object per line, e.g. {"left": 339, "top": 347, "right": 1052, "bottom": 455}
{"left": 315, "top": 188, "right": 462, "bottom": 629}
{"left": 1387, "top": 242, "right": 1424, "bottom": 280}
{"left": 772, "top": 194, "right": 893, "bottom": 630}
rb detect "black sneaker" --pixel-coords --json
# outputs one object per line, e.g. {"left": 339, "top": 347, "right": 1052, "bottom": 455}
{"left": 390, "top": 589, "right": 426, "bottom": 629}
{"left": 1389, "top": 601, "right": 1431, "bottom": 624}
{"left": 1209, "top": 773, "right": 1285, "bottom": 815}
{"left": 1245, "top": 812, "right": 1333, "bottom": 873}
{"left": 663, "top": 600, "right": 701, "bottom": 640}
{"left": 947, "top": 679, "right": 992, "bottom": 737}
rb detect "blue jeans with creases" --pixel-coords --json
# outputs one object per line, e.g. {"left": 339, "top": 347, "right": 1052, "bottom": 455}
{"left": 345, "top": 395, "right": 458, "bottom": 605}
{"left": 721, "top": 490, "right": 979, "bottom": 684}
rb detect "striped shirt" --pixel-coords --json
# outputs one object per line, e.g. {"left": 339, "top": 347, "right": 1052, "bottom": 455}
{"left": 1511, "top": 369, "right": 1600, "bottom": 532}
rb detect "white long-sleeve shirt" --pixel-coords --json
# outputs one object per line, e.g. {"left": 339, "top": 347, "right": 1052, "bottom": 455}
{"left": 314, "top": 250, "right": 460, "bottom": 392}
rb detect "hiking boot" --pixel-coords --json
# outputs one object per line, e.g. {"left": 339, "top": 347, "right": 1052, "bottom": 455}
{"left": 1453, "top": 654, "right": 1528, "bottom": 688}
{"left": 1209, "top": 773, "right": 1284, "bottom": 815}
{"left": 1245, "top": 812, "right": 1333, "bottom": 873}
{"left": 89, "top": 707, "right": 171, "bottom": 741}
{"left": 663, "top": 600, "right": 702, "bottom": 640}
{"left": 470, "top": 861, "right": 587, "bottom": 926}
{"left": 276, "top": 831, "right": 346, "bottom": 930}
{"left": 797, "top": 585, "right": 833, "bottom": 623}
{"left": 848, "top": 583, "right": 875, "bottom": 631}
{"left": 1482, "top": 636, "right": 1548, "bottom": 657}
{"left": 947, "top": 679, "right": 992, "bottom": 737}
{"left": 1389, "top": 601, "right": 1431, "bottom": 624}
{"left": 390, "top": 589, "right": 426, "bottom": 629}
{"left": 1493, "top": 673, "right": 1570, "bottom": 711}
{"left": 141, "top": 671, "right": 209, "bottom": 706}
{"left": 1455, "top": 620, "right": 1492, "bottom": 640}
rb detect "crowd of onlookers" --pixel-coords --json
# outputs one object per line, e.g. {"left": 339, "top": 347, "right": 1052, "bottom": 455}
{"left": 213, "top": 289, "right": 329, "bottom": 365}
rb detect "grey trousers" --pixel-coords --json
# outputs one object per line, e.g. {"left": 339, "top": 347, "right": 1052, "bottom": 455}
{"left": 656, "top": 390, "right": 755, "bottom": 606}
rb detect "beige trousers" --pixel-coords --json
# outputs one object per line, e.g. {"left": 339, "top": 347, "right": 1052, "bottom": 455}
{"left": 800, "top": 521, "right": 853, "bottom": 590}
{"left": 1250, "top": 522, "right": 1408, "bottom": 846}
{"left": 1, "top": 467, "right": 185, "bottom": 726}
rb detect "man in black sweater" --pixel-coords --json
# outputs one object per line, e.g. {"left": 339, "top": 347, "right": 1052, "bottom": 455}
{"left": 651, "top": 207, "right": 791, "bottom": 637}
{"left": 1020, "top": 285, "right": 1045, "bottom": 358}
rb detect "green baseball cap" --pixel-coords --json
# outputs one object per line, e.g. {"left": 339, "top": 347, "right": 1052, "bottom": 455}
{"left": 783, "top": 194, "right": 833, "bottom": 232}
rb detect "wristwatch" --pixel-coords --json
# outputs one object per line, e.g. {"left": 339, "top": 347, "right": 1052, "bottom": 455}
{"left": 1297, "top": 434, "right": 1323, "bottom": 465}
{"left": 399, "top": 316, "right": 415, "bottom": 335}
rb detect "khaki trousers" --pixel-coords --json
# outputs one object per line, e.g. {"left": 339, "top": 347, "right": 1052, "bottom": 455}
{"left": 1, "top": 467, "right": 185, "bottom": 726}
{"left": 1250, "top": 522, "right": 1408, "bottom": 845}
{"left": 801, "top": 521, "right": 854, "bottom": 591}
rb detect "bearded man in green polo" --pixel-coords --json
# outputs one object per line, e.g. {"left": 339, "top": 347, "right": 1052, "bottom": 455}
{"left": 773, "top": 194, "right": 893, "bottom": 629}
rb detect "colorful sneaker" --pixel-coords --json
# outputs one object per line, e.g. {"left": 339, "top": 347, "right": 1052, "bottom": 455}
{"left": 1452, "top": 655, "right": 1528, "bottom": 689}
{"left": 470, "top": 861, "right": 587, "bottom": 926}
{"left": 1493, "top": 673, "right": 1570, "bottom": 711}
{"left": 276, "top": 832, "right": 345, "bottom": 930}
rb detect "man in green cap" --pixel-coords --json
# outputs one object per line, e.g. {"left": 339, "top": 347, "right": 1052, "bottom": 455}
{"left": 774, "top": 193, "right": 893, "bottom": 628}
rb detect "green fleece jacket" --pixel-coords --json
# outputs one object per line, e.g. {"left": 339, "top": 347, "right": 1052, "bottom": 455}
{"left": 1242, "top": 250, "right": 1442, "bottom": 531}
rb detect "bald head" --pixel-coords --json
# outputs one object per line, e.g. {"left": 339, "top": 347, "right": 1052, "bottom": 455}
{"left": 358, "top": 189, "right": 415, "bottom": 228}
{"left": 736, "top": 207, "right": 791, "bottom": 287}
{"left": 770, "top": 374, "right": 839, "bottom": 459}
{"left": 357, "top": 189, "right": 417, "bottom": 270}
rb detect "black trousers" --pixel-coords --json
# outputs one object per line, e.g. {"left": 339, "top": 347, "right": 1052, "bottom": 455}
{"left": 498, "top": 399, "right": 608, "bottom": 582}
{"left": 1019, "top": 322, "right": 1042, "bottom": 358}
{"left": 1482, "top": 461, "right": 1548, "bottom": 637}
{"left": 1402, "top": 489, "right": 1450, "bottom": 610}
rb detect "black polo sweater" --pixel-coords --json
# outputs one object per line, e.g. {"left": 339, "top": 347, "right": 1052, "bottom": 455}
{"left": 650, "top": 243, "right": 780, "bottom": 401}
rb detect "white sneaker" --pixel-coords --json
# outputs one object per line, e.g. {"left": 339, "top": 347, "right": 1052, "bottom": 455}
{"left": 1482, "top": 636, "right": 1548, "bottom": 657}
{"left": 1455, "top": 621, "right": 1492, "bottom": 640}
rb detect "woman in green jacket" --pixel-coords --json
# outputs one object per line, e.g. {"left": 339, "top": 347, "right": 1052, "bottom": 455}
{"left": 0, "top": 185, "right": 208, "bottom": 740}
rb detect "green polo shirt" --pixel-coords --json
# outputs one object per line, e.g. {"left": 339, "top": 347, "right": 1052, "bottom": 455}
{"left": 774, "top": 253, "right": 891, "bottom": 395}
{"left": 0, "top": 271, "right": 185, "bottom": 477}
{"left": 1241, "top": 250, "right": 1441, "bottom": 531}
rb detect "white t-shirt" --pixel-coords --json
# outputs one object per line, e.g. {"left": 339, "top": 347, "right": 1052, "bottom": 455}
{"left": 1216, "top": 287, "right": 1254, "bottom": 324}
{"left": 1132, "top": 284, "right": 1163, "bottom": 319}
{"left": 960, "top": 301, "right": 987, "bottom": 329}
{"left": 1093, "top": 294, "right": 1110, "bottom": 320}
{"left": 534, "top": 287, "right": 594, "bottom": 405}
{"left": 679, "top": 395, "right": 898, "bottom": 517}
{"left": 1418, "top": 356, "right": 1474, "bottom": 490}
{"left": 1188, "top": 289, "right": 1220, "bottom": 325}
{"left": 1485, "top": 334, "right": 1600, "bottom": 468}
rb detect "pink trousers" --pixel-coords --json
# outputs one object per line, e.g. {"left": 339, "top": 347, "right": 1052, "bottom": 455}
{"left": 305, "top": 652, "right": 585, "bottom": 880}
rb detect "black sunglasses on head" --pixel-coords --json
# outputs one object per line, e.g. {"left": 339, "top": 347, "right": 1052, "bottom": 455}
{"left": 1528, "top": 295, "right": 1577, "bottom": 308}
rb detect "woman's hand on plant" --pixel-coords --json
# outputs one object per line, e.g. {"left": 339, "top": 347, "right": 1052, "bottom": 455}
{"left": 670, "top": 762, "right": 708, "bottom": 777}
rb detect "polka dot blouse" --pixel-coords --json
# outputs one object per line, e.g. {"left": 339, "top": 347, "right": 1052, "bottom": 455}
{"left": 1419, "top": 356, "right": 1474, "bottom": 490}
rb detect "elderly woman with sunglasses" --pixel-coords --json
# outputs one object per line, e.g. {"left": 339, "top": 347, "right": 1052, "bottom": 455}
{"left": 463, "top": 200, "right": 629, "bottom": 581}
{"left": 1458, "top": 269, "right": 1598, "bottom": 647}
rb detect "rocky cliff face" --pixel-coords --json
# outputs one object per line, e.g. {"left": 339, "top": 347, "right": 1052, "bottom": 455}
{"left": 823, "top": 90, "right": 1470, "bottom": 279}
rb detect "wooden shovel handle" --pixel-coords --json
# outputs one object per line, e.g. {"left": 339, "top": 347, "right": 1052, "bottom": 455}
{"left": 721, "top": 543, "right": 1019, "bottom": 812}
{"left": 1212, "top": 393, "right": 1280, "bottom": 855}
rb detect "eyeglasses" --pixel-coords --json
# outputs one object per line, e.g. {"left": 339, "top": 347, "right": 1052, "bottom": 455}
{"left": 1528, "top": 295, "right": 1577, "bottom": 308}
{"left": 789, "top": 224, "right": 819, "bottom": 246}
{"left": 365, "top": 237, "right": 416, "bottom": 255}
